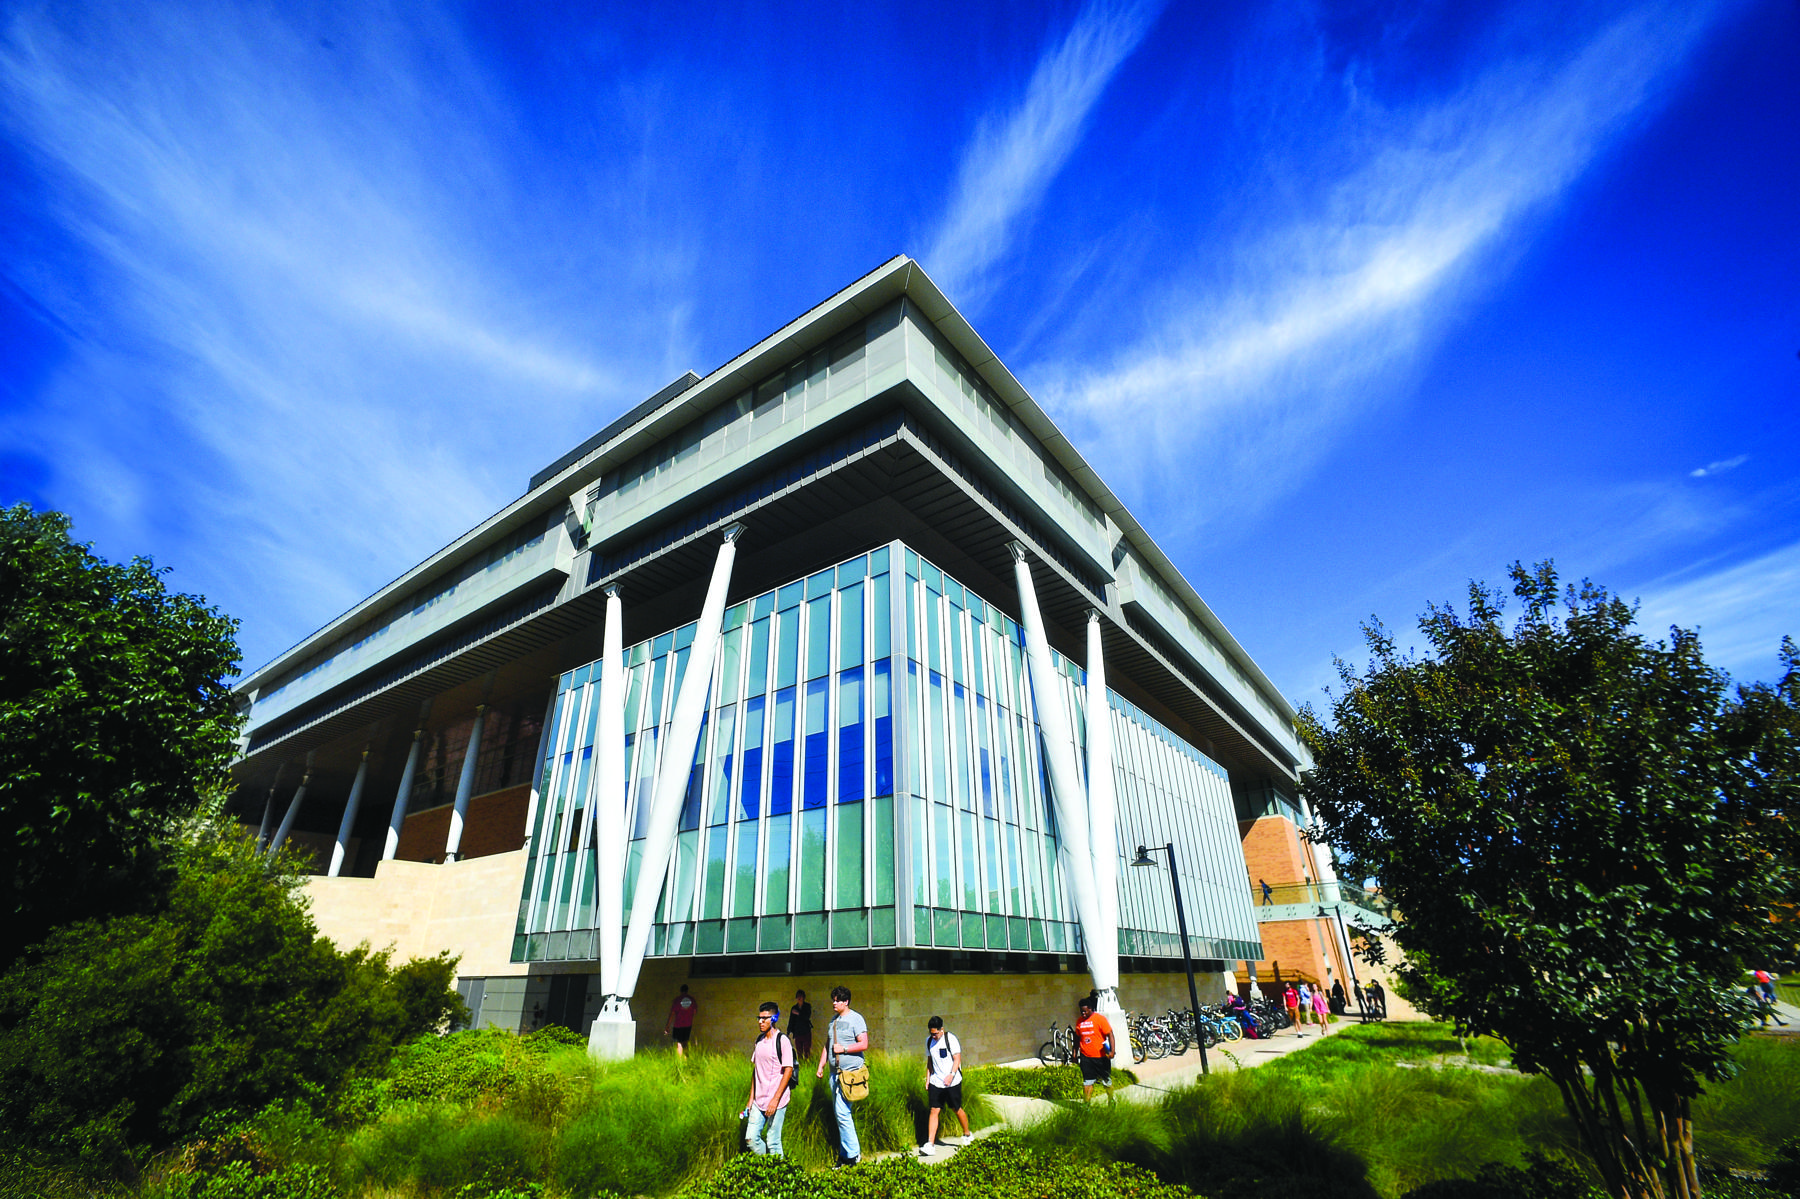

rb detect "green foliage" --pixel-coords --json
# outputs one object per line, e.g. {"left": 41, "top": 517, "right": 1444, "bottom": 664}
{"left": 0, "top": 504, "right": 243, "bottom": 969}
{"left": 1300, "top": 564, "right": 1800, "bottom": 1199}
{"left": 965, "top": 1064, "right": 1086, "bottom": 1102}
{"left": 0, "top": 821, "right": 466, "bottom": 1177}
{"left": 1400, "top": 1154, "right": 1602, "bottom": 1199}
{"left": 1768, "top": 1139, "right": 1800, "bottom": 1197}
{"left": 962, "top": 1063, "right": 1133, "bottom": 1103}
{"left": 672, "top": 1134, "right": 1194, "bottom": 1199}
{"left": 363, "top": 1026, "right": 582, "bottom": 1116}
{"left": 1692, "top": 1035, "right": 1800, "bottom": 1170}
{"left": 152, "top": 1161, "right": 338, "bottom": 1199}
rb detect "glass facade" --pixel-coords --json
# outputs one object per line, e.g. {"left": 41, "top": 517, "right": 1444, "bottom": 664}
{"left": 513, "top": 541, "right": 1259, "bottom": 966}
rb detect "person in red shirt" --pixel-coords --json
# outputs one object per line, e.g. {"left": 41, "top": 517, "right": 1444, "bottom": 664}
{"left": 1282, "top": 983, "right": 1302, "bottom": 1036}
{"left": 666, "top": 984, "right": 698, "bottom": 1059}
{"left": 1075, "top": 993, "right": 1115, "bottom": 1099}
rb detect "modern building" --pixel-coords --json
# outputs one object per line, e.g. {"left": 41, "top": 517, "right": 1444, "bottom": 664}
{"left": 232, "top": 257, "right": 1319, "bottom": 1061}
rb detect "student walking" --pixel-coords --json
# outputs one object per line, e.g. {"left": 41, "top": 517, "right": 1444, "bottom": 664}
{"left": 789, "top": 989, "right": 814, "bottom": 1060}
{"left": 1311, "top": 983, "right": 1331, "bottom": 1034}
{"left": 1283, "top": 983, "right": 1302, "bottom": 1035}
{"left": 1368, "top": 979, "right": 1388, "bottom": 1018}
{"left": 815, "top": 985, "right": 868, "bottom": 1167}
{"left": 744, "top": 1002, "right": 795, "bottom": 1156}
{"left": 1075, "top": 993, "right": 1116, "bottom": 1100}
{"left": 666, "top": 984, "right": 698, "bottom": 1058}
{"left": 918, "top": 1016, "right": 971, "bottom": 1156}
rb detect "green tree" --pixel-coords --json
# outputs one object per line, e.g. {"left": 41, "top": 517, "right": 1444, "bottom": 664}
{"left": 0, "top": 504, "right": 243, "bottom": 968}
{"left": 0, "top": 808, "right": 467, "bottom": 1178}
{"left": 1301, "top": 563, "right": 1799, "bottom": 1199}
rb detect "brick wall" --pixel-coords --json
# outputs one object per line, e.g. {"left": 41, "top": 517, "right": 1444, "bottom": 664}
{"left": 393, "top": 784, "right": 531, "bottom": 863}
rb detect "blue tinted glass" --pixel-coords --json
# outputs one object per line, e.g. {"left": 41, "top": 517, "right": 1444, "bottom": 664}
{"left": 806, "top": 595, "right": 831, "bottom": 679}
{"left": 837, "top": 556, "right": 866, "bottom": 585}
{"left": 752, "top": 591, "right": 776, "bottom": 620}
{"left": 839, "top": 582, "right": 863, "bottom": 669}
{"left": 680, "top": 715, "right": 707, "bottom": 832}
{"left": 765, "top": 813, "right": 791, "bottom": 914}
{"left": 872, "top": 573, "right": 891, "bottom": 657}
{"left": 777, "top": 581, "right": 804, "bottom": 611}
{"left": 871, "top": 545, "right": 889, "bottom": 573}
{"left": 838, "top": 668, "right": 865, "bottom": 804}
{"left": 746, "top": 618, "right": 770, "bottom": 693}
{"left": 740, "top": 695, "right": 764, "bottom": 820}
{"left": 770, "top": 687, "right": 795, "bottom": 816}
{"left": 806, "top": 568, "right": 833, "bottom": 599}
{"left": 776, "top": 608, "right": 800, "bottom": 689}
{"left": 873, "top": 659, "right": 894, "bottom": 798}
{"left": 976, "top": 695, "right": 994, "bottom": 816}
{"left": 802, "top": 676, "right": 829, "bottom": 810}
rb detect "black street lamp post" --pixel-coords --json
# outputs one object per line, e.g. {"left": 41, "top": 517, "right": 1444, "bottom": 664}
{"left": 1131, "top": 841, "right": 1208, "bottom": 1076}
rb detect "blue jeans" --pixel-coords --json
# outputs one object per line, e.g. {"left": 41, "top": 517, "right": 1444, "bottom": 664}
{"left": 830, "top": 1071, "right": 861, "bottom": 1161}
{"left": 746, "top": 1102, "right": 788, "bottom": 1156}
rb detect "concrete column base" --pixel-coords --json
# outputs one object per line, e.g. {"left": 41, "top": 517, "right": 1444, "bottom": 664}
{"left": 588, "top": 1012, "right": 637, "bottom": 1060}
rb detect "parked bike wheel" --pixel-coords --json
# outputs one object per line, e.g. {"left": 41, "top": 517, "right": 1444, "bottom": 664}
{"left": 1131, "top": 1034, "right": 1146, "bottom": 1064}
{"left": 1038, "top": 1041, "right": 1066, "bottom": 1068}
{"left": 1146, "top": 1033, "right": 1168, "bottom": 1060}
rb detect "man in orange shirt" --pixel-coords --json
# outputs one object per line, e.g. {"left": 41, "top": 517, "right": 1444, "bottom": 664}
{"left": 1075, "top": 993, "right": 1116, "bottom": 1100}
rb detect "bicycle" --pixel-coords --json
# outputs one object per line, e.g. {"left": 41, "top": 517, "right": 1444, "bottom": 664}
{"left": 1037, "top": 1021, "right": 1077, "bottom": 1067}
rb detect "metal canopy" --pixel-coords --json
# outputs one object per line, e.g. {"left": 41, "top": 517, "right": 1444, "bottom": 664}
{"left": 234, "top": 411, "right": 1296, "bottom": 799}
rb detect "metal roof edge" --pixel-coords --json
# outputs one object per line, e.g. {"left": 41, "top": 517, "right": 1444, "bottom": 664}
{"left": 891, "top": 264, "right": 1301, "bottom": 730}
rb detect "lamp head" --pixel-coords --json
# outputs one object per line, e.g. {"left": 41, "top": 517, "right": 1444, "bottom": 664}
{"left": 1130, "top": 845, "right": 1157, "bottom": 869}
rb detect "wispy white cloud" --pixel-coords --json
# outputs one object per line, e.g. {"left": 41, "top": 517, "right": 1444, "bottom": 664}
{"left": 922, "top": 0, "right": 1159, "bottom": 311}
{"left": 1690, "top": 454, "right": 1748, "bottom": 478}
{"left": 1634, "top": 539, "right": 1800, "bottom": 682}
{"left": 0, "top": 1, "right": 694, "bottom": 669}
{"left": 1035, "top": 1, "right": 1733, "bottom": 532}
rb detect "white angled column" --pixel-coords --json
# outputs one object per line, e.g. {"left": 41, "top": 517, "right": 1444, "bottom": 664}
{"left": 615, "top": 523, "right": 745, "bottom": 1011}
{"left": 384, "top": 713, "right": 428, "bottom": 861}
{"left": 328, "top": 749, "right": 370, "bottom": 878}
{"left": 1085, "top": 608, "right": 1121, "bottom": 1008}
{"left": 595, "top": 584, "right": 629, "bottom": 1009}
{"left": 254, "top": 762, "right": 285, "bottom": 850}
{"left": 1009, "top": 543, "right": 1104, "bottom": 978}
{"left": 444, "top": 703, "right": 488, "bottom": 862}
{"left": 268, "top": 751, "right": 315, "bottom": 858}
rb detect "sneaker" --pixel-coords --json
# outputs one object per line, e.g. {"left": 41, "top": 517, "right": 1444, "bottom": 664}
{"left": 835, "top": 1157, "right": 860, "bottom": 1170}
{"left": 947, "top": 1135, "right": 970, "bottom": 1146}
{"left": 918, "top": 1144, "right": 936, "bottom": 1156}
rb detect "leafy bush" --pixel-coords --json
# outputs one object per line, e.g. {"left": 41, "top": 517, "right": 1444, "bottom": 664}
{"left": 0, "top": 824, "right": 465, "bottom": 1178}
{"left": 673, "top": 1134, "right": 1193, "bottom": 1199}
{"left": 0, "top": 504, "right": 243, "bottom": 972}
{"left": 153, "top": 1161, "right": 338, "bottom": 1199}
{"left": 1401, "top": 1154, "right": 1602, "bottom": 1199}
{"left": 371, "top": 1026, "right": 582, "bottom": 1116}
{"left": 1770, "top": 1139, "right": 1800, "bottom": 1198}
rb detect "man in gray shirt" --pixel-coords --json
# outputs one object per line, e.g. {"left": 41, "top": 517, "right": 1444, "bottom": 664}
{"left": 814, "top": 984, "right": 868, "bottom": 1166}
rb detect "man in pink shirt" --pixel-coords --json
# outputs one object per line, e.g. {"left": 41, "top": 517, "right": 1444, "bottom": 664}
{"left": 666, "top": 984, "right": 698, "bottom": 1059}
{"left": 744, "top": 1002, "right": 796, "bottom": 1155}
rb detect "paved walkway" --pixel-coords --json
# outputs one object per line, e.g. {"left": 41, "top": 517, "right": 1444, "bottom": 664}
{"left": 888, "top": 1018, "right": 1339, "bottom": 1164}
{"left": 888, "top": 1002, "right": 1800, "bottom": 1165}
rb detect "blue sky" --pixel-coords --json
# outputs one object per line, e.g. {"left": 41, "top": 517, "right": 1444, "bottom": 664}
{"left": 2, "top": 0, "right": 1795, "bottom": 715}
